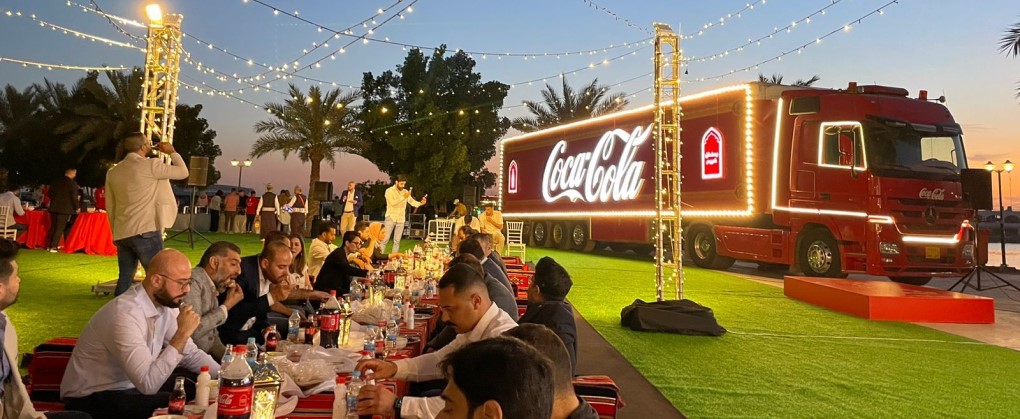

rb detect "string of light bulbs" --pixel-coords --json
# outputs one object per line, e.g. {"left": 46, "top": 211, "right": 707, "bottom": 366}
{"left": 2, "top": 8, "right": 144, "bottom": 51}
{"left": 683, "top": 0, "right": 845, "bottom": 64}
{"left": 682, "top": 0, "right": 767, "bottom": 40}
{"left": 0, "top": 55, "right": 129, "bottom": 72}
{"left": 693, "top": 0, "right": 898, "bottom": 82}
{"left": 86, "top": 0, "right": 146, "bottom": 41}
{"left": 579, "top": 0, "right": 653, "bottom": 36}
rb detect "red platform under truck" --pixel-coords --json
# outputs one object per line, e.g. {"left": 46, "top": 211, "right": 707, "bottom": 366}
{"left": 499, "top": 82, "right": 977, "bottom": 285}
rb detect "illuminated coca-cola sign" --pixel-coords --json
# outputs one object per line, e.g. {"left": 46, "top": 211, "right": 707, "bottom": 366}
{"left": 541, "top": 125, "right": 651, "bottom": 203}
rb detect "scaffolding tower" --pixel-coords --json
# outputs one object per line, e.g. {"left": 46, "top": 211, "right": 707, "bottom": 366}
{"left": 140, "top": 10, "right": 184, "bottom": 148}
{"left": 652, "top": 23, "right": 684, "bottom": 301}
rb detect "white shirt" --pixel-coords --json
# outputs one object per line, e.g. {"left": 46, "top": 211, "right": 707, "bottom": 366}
{"left": 60, "top": 285, "right": 219, "bottom": 398}
{"left": 393, "top": 303, "right": 517, "bottom": 418}
{"left": 0, "top": 191, "right": 24, "bottom": 227}
{"left": 384, "top": 185, "right": 422, "bottom": 222}
{"left": 308, "top": 238, "right": 336, "bottom": 278}
{"left": 105, "top": 152, "right": 189, "bottom": 241}
{"left": 478, "top": 211, "right": 504, "bottom": 235}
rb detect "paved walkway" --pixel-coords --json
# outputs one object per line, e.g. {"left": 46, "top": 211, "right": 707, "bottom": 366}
{"left": 572, "top": 308, "right": 686, "bottom": 419}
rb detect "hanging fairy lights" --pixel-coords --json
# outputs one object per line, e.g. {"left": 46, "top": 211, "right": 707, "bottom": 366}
{"left": 0, "top": 55, "right": 129, "bottom": 72}
{"left": 683, "top": 0, "right": 845, "bottom": 64}
{"left": 579, "top": 0, "right": 653, "bottom": 36}
{"left": 682, "top": 0, "right": 767, "bottom": 40}
{"left": 2, "top": 8, "right": 144, "bottom": 51}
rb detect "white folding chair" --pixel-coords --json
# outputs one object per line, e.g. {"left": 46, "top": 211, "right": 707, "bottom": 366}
{"left": 0, "top": 206, "right": 16, "bottom": 240}
{"left": 428, "top": 219, "right": 456, "bottom": 248}
{"left": 505, "top": 221, "right": 526, "bottom": 261}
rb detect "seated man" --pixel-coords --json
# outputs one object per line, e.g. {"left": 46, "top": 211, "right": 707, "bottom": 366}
{"left": 519, "top": 257, "right": 578, "bottom": 375}
{"left": 308, "top": 223, "right": 337, "bottom": 282}
{"left": 450, "top": 225, "right": 477, "bottom": 257}
{"left": 314, "top": 231, "right": 369, "bottom": 296}
{"left": 450, "top": 252, "right": 518, "bottom": 322}
{"left": 183, "top": 241, "right": 244, "bottom": 359}
{"left": 505, "top": 324, "right": 597, "bottom": 419}
{"left": 0, "top": 184, "right": 27, "bottom": 236}
{"left": 218, "top": 240, "right": 293, "bottom": 345}
{"left": 61, "top": 249, "right": 220, "bottom": 419}
{"left": 434, "top": 336, "right": 554, "bottom": 419}
{"left": 459, "top": 238, "right": 513, "bottom": 296}
{"left": 355, "top": 262, "right": 518, "bottom": 418}
{"left": 469, "top": 232, "right": 508, "bottom": 279}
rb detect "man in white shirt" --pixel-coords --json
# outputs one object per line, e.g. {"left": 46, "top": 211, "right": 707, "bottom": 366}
{"left": 0, "top": 185, "right": 26, "bottom": 235}
{"left": 61, "top": 249, "right": 219, "bottom": 419}
{"left": 354, "top": 262, "right": 517, "bottom": 418}
{"left": 381, "top": 175, "right": 426, "bottom": 254}
{"left": 308, "top": 223, "right": 337, "bottom": 282}
{"left": 106, "top": 133, "right": 189, "bottom": 296}
{"left": 478, "top": 203, "right": 505, "bottom": 255}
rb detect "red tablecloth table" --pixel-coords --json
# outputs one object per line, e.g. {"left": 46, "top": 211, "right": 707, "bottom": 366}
{"left": 62, "top": 212, "right": 116, "bottom": 255}
{"left": 14, "top": 210, "right": 51, "bottom": 249}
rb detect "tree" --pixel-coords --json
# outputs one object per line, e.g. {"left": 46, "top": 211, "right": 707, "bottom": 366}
{"left": 510, "top": 78, "right": 628, "bottom": 133}
{"left": 999, "top": 20, "right": 1020, "bottom": 98}
{"left": 171, "top": 104, "right": 222, "bottom": 187}
{"left": 757, "top": 73, "right": 821, "bottom": 86}
{"left": 356, "top": 179, "right": 391, "bottom": 219}
{"left": 251, "top": 84, "right": 361, "bottom": 232}
{"left": 358, "top": 46, "right": 510, "bottom": 209}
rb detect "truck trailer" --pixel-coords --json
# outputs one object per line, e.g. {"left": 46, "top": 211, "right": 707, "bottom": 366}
{"left": 499, "top": 82, "right": 980, "bottom": 284}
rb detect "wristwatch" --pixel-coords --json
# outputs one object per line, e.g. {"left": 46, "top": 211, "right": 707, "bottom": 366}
{"left": 393, "top": 396, "right": 403, "bottom": 417}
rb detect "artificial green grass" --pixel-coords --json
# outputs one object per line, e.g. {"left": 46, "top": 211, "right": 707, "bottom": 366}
{"left": 526, "top": 247, "right": 1020, "bottom": 418}
{"left": 12, "top": 234, "right": 1020, "bottom": 417}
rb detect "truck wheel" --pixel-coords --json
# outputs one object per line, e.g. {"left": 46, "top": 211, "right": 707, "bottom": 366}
{"left": 531, "top": 221, "right": 549, "bottom": 247}
{"left": 686, "top": 225, "right": 735, "bottom": 270}
{"left": 550, "top": 222, "right": 569, "bottom": 249}
{"left": 799, "top": 229, "right": 843, "bottom": 277}
{"left": 569, "top": 222, "right": 597, "bottom": 252}
{"left": 889, "top": 276, "right": 932, "bottom": 286}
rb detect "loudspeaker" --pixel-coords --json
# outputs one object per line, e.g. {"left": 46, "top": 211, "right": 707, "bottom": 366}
{"left": 188, "top": 156, "right": 209, "bottom": 187}
{"left": 961, "top": 168, "right": 993, "bottom": 210}
{"left": 462, "top": 185, "right": 478, "bottom": 209}
{"left": 312, "top": 181, "right": 333, "bottom": 201}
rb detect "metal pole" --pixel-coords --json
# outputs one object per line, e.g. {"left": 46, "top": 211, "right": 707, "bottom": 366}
{"left": 236, "top": 166, "right": 243, "bottom": 189}
{"left": 999, "top": 170, "right": 1008, "bottom": 269}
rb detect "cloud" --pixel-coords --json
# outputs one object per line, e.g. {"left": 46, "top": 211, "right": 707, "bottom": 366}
{"left": 961, "top": 123, "right": 993, "bottom": 132}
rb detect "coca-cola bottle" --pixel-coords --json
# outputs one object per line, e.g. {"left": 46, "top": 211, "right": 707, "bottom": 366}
{"left": 168, "top": 376, "right": 186, "bottom": 414}
{"left": 318, "top": 291, "right": 343, "bottom": 348}
{"left": 218, "top": 345, "right": 254, "bottom": 419}
{"left": 263, "top": 326, "right": 280, "bottom": 352}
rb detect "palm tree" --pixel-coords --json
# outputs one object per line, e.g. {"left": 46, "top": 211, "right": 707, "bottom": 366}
{"left": 251, "top": 84, "right": 361, "bottom": 232}
{"left": 511, "top": 78, "right": 628, "bottom": 132}
{"left": 0, "top": 85, "right": 40, "bottom": 149}
{"left": 56, "top": 69, "right": 143, "bottom": 156}
{"left": 1000, "top": 20, "right": 1020, "bottom": 98}
{"left": 757, "top": 73, "right": 821, "bottom": 87}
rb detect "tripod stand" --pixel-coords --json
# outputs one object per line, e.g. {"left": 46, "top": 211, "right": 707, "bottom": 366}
{"left": 948, "top": 235, "right": 1020, "bottom": 293}
{"left": 166, "top": 186, "right": 211, "bottom": 249}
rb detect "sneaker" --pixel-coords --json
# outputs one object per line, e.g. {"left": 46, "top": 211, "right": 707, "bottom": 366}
{"left": 48, "top": 248, "right": 58, "bottom": 253}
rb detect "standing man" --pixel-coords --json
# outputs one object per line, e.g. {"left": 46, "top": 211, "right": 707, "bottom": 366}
{"left": 46, "top": 168, "right": 79, "bottom": 253}
{"left": 257, "top": 184, "right": 280, "bottom": 239}
{"left": 288, "top": 185, "right": 308, "bottom": 236}
{"left": 106, "top": 134, "right": 189, "bottom": 296}
{"left": 308, "top": 223, "right": 337, "bottom": 282}
{"left": 208, "top": 191, "right": 222, "bottom": 233}
{"left": 184, "top": 241, "right": 244, "bottom": 359}
{"left": 0, "top": 239, "right": 92, "bottom": 418}
{"left": 61, "top": 249, "right": 219, "bottom": 418}
{"left": 222, "top": 189, "right": 239, "bottom": 234}
{"left": 338, "top": 182, "right": 362, "bottom": 234}
{"left": 235, "top": 190, "right": 248, "bottom": 233}
{"left": 245, "top": 192, "right": 259, "bottom": 233}
{"left": 381, "top": 175, "right": 426, "bottom": 254}
{"left": 478, "top": 203, "right": 505, "bottom": 255}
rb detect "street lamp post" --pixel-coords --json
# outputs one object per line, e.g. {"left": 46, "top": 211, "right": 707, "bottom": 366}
{"left": 230, "top": 159, "right": 252, "bottom": 190}
{"left": 985, "top": 160, "right": 1014, "bottom": 270}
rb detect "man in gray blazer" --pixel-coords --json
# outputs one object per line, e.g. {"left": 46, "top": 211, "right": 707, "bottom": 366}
{"left": 184, "top": 241, "right": 244, "bottom": 359}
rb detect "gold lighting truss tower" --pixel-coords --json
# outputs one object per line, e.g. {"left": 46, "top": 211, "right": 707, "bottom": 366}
{"left": 652, "top": 23, "right": 683, "bottom": 301}
{"left": 140, "top": 10, "right": 184, "bottom": 152}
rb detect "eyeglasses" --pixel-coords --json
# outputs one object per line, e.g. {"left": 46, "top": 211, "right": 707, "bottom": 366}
{"left": 156, "top": 274, "right": 191, "bottom": 288}
{"left": 351, "top": 240, "right": 364, "bottom": 247}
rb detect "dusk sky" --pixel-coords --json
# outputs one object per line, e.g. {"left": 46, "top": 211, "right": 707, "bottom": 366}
{"left": 2, "top": 0, "right": 1020, "bottom": 205}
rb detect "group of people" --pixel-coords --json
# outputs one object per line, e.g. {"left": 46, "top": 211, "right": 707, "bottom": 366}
{"left": 0, "top": 170, "right": 107, "bottom": 254}
{"left": 202, "top": 183, "right": 309, "bottom": 238}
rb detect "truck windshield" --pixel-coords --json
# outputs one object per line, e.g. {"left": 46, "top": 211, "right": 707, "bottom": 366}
{"left": 864, "top": 122, "right": 967, "bottom": 180}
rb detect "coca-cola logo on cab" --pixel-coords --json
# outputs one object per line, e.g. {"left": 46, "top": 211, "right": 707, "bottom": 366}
{"left": 919, "top": 188, "right": 945, "bottom": 201}
{"left": 541, "top": 124, "right": 650, "bottom": 203}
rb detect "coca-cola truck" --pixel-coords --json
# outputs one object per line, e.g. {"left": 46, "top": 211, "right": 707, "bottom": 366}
{"left": 499, "top": 82, "right": 977, "bottom": 284}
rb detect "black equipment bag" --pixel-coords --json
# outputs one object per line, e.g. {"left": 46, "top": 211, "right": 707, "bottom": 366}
{"left": 620, "top": 299, "right": 726, "bottom": 336}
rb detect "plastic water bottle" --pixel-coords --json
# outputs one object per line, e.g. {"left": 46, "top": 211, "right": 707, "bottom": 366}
{"left": 363, "top": 328, "right": 376, "bottom": 354}
{"left": 332, "top": 375, "right": 348, "bottom": 419}
{"left": 288, "top": 310, "right": 301, "bottom": 342}
{"left": 405, "top": 304, "right": 415, "bottom": 330}
{"left": 345, "top": 371, "right": 364, "bottom": 419}
{"left": 221, "top": 344, "right": 234, "bottom": 368}
{"left": 385, "top": 317, "right": 399, "bottom": 356}
{"left": 245, "top": 337, "right": 258, "bottom": 365}
{"left": 195, "top": 365, "right": 211, "bottom": 408}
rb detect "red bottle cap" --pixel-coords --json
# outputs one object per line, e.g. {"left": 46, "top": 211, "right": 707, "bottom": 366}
{"left": 201, "top": 366, "right": 209, "bottom": 372}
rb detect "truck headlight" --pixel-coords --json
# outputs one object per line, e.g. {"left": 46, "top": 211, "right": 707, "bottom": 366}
{"left": 962, "top": 243, "right": 975, "bottom": 260}
{"left": 879, "top": 242, "right": 901, "bottom": 255}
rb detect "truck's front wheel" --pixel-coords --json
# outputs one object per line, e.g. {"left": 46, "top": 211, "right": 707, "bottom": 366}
{"left": 687, "top": 225, "right": 735, "bottom": 270}
{"left": 531, "top": 221, "right": 549, "bottom": 247}
{"left": 799, "top": 229, "right": 844, "bottom": 278}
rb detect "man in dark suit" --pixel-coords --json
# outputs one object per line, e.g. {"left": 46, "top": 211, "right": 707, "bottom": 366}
{"left": 338, "top": 182, "right": 363, "bottom": 233}
{"left": 47, "top": 168, "right": 79, "bottom": 252}
{"left": 218, "top": 239, "right": 292, "bottom": 345}
{"left": 314, "top": 231, "right": 369, "bottom": 296}
{"left": 519, "top": 256, "right": 578, "bottom": 375}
